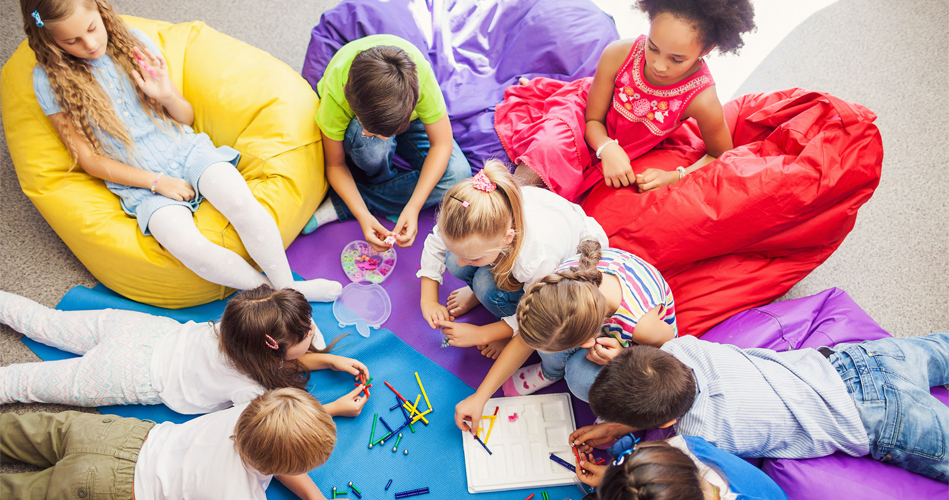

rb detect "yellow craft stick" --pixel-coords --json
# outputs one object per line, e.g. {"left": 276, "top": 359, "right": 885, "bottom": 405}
{"left": 410, "top": 408, "right": 432, "bottom": 424}
{"left": 415, "top": 372, "right": 432, "bottom": 412}
{"left": 484, "top": 414, "right": 498, "bottom": 444}
{"left": 414, "top": 394, "right": 421, "bottom": 412}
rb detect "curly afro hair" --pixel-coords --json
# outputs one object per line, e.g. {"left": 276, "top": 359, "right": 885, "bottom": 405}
{"left": 637, "top": 0, "right": 756, "bottom": 55}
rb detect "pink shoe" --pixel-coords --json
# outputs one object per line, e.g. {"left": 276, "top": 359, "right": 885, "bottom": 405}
{"left": 502, "top": 363, "right": 557, "bottom": 397}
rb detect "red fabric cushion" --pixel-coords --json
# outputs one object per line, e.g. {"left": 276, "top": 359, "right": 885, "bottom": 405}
{"left": 581, "top": 89, "right": 883, "bottom": 337}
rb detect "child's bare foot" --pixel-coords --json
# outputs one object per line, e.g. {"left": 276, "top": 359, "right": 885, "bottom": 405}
{"left": 478, "top": 338, "right": 511, "bottom": 359}
{"left": 447, "top": 286, "right": 481, "bottom": 317}
{"left": 518, "top": 77, "right": 530, "bottom": 85}
{"left": 514, "top": 162, "right": 546, "bottom": 188}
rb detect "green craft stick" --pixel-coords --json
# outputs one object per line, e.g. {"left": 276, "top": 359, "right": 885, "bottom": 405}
{"left": 392, "top": 433, "right": 403, "bottom": 452}
{"left": 372, "top": 431, "right": 393, "bottom": 446}
{"left": 369, "top": 413, "right": 378, "bottom": 445}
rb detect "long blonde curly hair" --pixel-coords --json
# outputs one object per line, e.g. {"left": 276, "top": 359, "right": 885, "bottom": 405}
{"left": 20, "top": 0, "right": 176, "bottom": 160}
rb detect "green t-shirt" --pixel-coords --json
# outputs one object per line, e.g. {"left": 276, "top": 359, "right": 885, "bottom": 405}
{"left": 315, "top": 35, "right": 447, "bottom": 141}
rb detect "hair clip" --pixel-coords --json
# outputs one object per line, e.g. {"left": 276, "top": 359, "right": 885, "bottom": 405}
{"left": 611, "top": 434, "right": 641, "bottom": 467}
{"left": 450, "top": 195, "right": 469, "bottom": 208}
{"left": 32, "top": 10, "right": 44, "bottom": 27}
{"left": 264, "top": 334, "right": 279, "bottom": 350}
{"left": 471, "top": 170, "right": 497, "bottom": 193}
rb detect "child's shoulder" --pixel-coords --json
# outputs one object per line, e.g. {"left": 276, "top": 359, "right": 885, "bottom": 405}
{"left": 600, "top": 36, "right": 644, "bottom": 64}
{"left": 340, "top": 34, "right": 426, "bottom": 61}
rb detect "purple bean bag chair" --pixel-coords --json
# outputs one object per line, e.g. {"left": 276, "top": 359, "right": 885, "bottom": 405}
{"left": 301, "top": 0, "right": 619, "bottom": 170}
{"left": 673, "top": 288, "right": 948, "bottom": 500}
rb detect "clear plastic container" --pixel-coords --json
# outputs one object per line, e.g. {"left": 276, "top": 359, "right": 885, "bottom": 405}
{"left": 340, "top": 240, "right": 397, "bottom": 284}
{"left": 332, "top": 283, "right": 392, "bottom": 337}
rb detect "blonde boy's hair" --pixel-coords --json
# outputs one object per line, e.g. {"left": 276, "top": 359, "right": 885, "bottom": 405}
{"left": 437, "top": 160, "right": 525, "bottom": 291}
{"left": 233, "top": 388, "right": 336, "bottom": 476}
{"left": 517, "top": 240, "right": 611, "bottom": 351}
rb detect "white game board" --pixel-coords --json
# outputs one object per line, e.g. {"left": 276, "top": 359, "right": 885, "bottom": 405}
{"left": 462, "top": 393, "right": 578, "bottom": 493}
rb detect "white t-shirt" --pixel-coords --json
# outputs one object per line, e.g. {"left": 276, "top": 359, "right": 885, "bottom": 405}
{"left": 134, "top": 403, "right": 272, "bottom": 500}
{"left": 417, "top": 186, "right": 608, "bottom": 333}
{"left": 149, "top": 321, "right": 265, "bottom": 414}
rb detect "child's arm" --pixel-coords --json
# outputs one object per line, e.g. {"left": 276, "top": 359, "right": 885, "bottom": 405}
{"left": 129, "top": 47, "right": 194, "bottom": 126}
{"left": 275, "top": 473, "right": 328, "bottom": 500}
{"left": 585, "top": 40, "right": 638, "bottom": 188}
{"left": 454, "top": 336, "right": 534, "bottom": 435}
{"left": 420, "top": 277, "right": 453, "bottom": 329}
{"left": 322, "top": 133, "right": 392, "bottom": 250}
{"left": 392, "top": 115, "right": 454, "bottom": 248}
{"left": 298, "top": 353, "right": 368, "bottom": 378}
{"left": 48, "top": 114, "right": 195, "bottom": 201}
{"left": 636, "top": 87, "right": 733, "bottom": 192}
{"left": 438, "top": 319, "right": 513, "bottom": 348}
{"left": 629, "top": 305, "right": 676, "bottom": 347}
{"left": 570, "top": 423, "right": 639, "bottom": 453}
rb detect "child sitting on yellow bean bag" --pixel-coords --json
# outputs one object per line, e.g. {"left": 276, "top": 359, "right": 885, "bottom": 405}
{"left": 2, "top": 16, "right": 327, "bottom": 308}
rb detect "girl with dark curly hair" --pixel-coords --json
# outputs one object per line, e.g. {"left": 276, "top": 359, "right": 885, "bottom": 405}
{"left": 499, "top": 0, "right": 755, "bottom": 202}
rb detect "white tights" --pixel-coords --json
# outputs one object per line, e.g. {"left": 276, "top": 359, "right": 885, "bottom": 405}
{"left": 147, "top": 163, "right": 341, "bottom": 302}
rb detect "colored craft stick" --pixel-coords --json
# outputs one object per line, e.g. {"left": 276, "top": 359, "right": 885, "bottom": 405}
{"left": 413, "top": 395, "right": 422, "bottom": 413}
{"left": 542, "top": 492, "right": 549, "bottom": 500}
{"left": 336, "top": 492, "right": 347, "bottom": 496}
{"left": 385, "top": 479, "right": 393, "bottom": 490}
{"left": 524, "top": 494, "right": 535, "bottom": 500}
{"left": 348, "top": 482, "right": 361, "bottom": 495}
{"left": 410, "top": 408, "right": 432, "bottom": 424}
{"left": 595, "top": 458, "right": 607, "bottom": 465}
{"left": 364, "top": 377, "right": 373, "bottom": 386}
{"left": 379, "top": 416, "right": 394, "bottom": 434}
{"left": 393, "top": 433, "right": 403, "bottom": 451}
{"left": 390, "top": 420, "right": 409, "bottom": 437}
{"left": 331, "top": 486, "right": 336, "bottom": 499}
{"left": 372, "top": 431, "right": 393, "bottom": 446}
{"left": 473, "top": 433, "right": 493, "bottom": 455}
{"left": 484, "top": 407, "right": 499, "bottom": 444}
{"left": 390, "top": 402, "right": 402, "bottom": 411}
{"left": 415, "top": 372, "right": 432, "bottom": 411}
{"left": 572, "top": 445, "right": 582, "bottom": 465}
{"left": 394, "top": 487, "right": 430, "bottom": 498}
{"left": 385, "top": 381, "right": 409, "bottom": 403}
{"left": 369, "top": 414, "right": 378, "bottom": 446}
{"left": 549, "top": 453, "right": 576, "bottom": 472}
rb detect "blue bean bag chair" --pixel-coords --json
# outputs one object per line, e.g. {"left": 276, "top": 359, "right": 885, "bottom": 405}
{"left": 301, "top": 0, "right": 619, "bottom": 170}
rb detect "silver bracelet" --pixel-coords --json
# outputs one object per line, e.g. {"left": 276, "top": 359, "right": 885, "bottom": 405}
{"left": 595, "top": 138, "right": 619, "bottom": 159}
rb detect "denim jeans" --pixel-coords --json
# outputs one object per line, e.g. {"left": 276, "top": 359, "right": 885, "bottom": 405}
{"left": 827, "top": 332, "right": 949, "bottom": 482}
{"left": 445, "top": 252, "right": 522, "bottom": 320}
{"left": 538, "top": 347, "right": 603, "bottom": 403}
{"left": 329, "top": 118, "right": 472, "bottom": 221}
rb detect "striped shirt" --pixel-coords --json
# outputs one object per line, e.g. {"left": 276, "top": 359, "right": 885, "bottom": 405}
{"left": 662, "top": 336, "right": 870, "bottom": 459}
{"left": 556, "top": 248, "right": 676, "bottom": 346}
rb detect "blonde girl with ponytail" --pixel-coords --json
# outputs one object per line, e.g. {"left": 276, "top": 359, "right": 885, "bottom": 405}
{"left": 455, "top": 240, "right": 676, "bottom": 436}
{"left": 20, "top": 0, "right": 341, "bottom": 302}
{"left": 418, "top": 160, "right": 607, "bottom": 359}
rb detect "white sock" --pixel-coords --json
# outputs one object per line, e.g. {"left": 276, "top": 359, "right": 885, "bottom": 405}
{"left": 314, "top": 197, "right": 340, "bottom": 226}
{"left": 502, "top": 362, "right": 557, "bottom": 396}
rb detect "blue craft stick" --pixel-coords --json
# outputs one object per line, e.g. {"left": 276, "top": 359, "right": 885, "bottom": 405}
{"left": 473, "top": 434, "right": 493, "bottom": 455}
{"left": 399, "top": 399, "right": 412, "bottom": 422}
{"left": 385, "top": 479, "right": 393, "bottom": 491}
{"left": 390, "top": 402, "right": 402, "bottom": 411}
{"left": 379, "top": 416, "right": 394, "bottom": 433}
{"left": 394, "top": 487, "right": 430, "bottom": 498}
{"left": 549, "top": 453, "right": 576, "bottom": 472}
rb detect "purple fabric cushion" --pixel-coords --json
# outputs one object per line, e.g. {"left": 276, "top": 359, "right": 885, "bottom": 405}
{"left": 697, "top": 288, "right": 949, "bottom": 499}
{"left": 301, "top": 0, "right": 619, "bottom": 170}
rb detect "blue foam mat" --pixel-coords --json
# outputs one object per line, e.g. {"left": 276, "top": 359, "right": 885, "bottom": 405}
{"left": 23, "top": 284, "right": 579, "bottom": 500}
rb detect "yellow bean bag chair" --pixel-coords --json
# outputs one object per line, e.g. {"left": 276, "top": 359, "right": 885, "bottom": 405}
{"left": 1, "top": 17, "right": 325, "bottom": 308}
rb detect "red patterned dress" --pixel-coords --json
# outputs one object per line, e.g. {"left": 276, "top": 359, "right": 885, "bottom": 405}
{"left": 495, "top": 35, "right": 714, "bottom": 202}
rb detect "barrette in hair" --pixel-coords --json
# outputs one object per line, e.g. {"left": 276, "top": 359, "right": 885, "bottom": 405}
{"left": 450, "top": 195, "right": 469, "bottom": 208}
{"left": 611, "top": 434, "right": 641, "bottom": 466}
{"left": 471, "top": 170, "right": 497, "bottom": 193}
{"left": 32, "top": 10, "right": 44, "bottom": 27}
{"left": 264, "top": 334, "right": 279, "bottom": 350}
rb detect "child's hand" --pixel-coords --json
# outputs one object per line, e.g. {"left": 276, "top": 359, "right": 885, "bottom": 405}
{"left": 324, "top": 355, "right": 369, "bottom": 379}
{"left": 570, "top": 422, "right": 634, "bottom": 452}
{"left": 600, "top": 144, "right": 635, "bottom": 187}
{"left": 325, "top": 384, "right": 369, "bottom": 417}
{"left": 420, "top": 299, "right": 453, "bottom": 329}
{"left": 393, "top": 208, "right": 420, "bottom": 248}
{"left": 636, "top": 168, "right": 680, "bottom": 192}
{"left": 455, "top": 394, "right": 489, "bottom": 435}
{"left": 357, "top": 216, "right": 392, "bottom": 252}
{"left": 586, "top": 337, "right": 622, "bottom": 365}
{"left": 576, "top": 452, "right": 606, "bottom": 486}
{"left": 129, "top": 47, "right": 174, "bottom": 103}
{"left": 438, "top": 320, "right": 483, "bottom": 347}
{"left": 156, "top": 175, "right": 195, "bottom": 201}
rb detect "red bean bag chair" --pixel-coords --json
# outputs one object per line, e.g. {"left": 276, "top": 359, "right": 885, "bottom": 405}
{"left": 580, "top": 89, "right": 883, "bottom": 336}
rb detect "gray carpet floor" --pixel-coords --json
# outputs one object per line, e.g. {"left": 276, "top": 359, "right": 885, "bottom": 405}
{"left": 1, "top": 0, "right": 947, "bottom": 473}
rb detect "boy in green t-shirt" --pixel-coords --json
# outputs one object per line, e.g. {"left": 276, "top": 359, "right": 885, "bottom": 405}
{"left": 303, "top": 35, "right": 471, "bottom": 249}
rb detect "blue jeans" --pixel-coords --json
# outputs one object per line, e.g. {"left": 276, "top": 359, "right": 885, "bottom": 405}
{"left": 329, "top": 118, "right": 472, "bottom": 221}
{"left": 538, "top": 348, "right": 603, "bottom": 403}
{"left": 445, "top": 252, "right": 522, "bottom": 320}
{"left": 827, "top": 332, "right": 949, "bottom": 482}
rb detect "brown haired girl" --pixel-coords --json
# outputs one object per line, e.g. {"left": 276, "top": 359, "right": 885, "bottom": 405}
{"left": 417, "top": 160, "right": 608, "bottom": 359}
{"left": 0, "top": 285, "right": 369, "bottom": 417}
{"left": 21, "top": 0, "right": 341, "bottom": 302}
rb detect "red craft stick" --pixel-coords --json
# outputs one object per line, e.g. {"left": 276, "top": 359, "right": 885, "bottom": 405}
{"left": 384, "top": 381, "right": 409, "bottom": 403}
{"left": 595, "top": 458, "right": 606, "bottom": 465}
